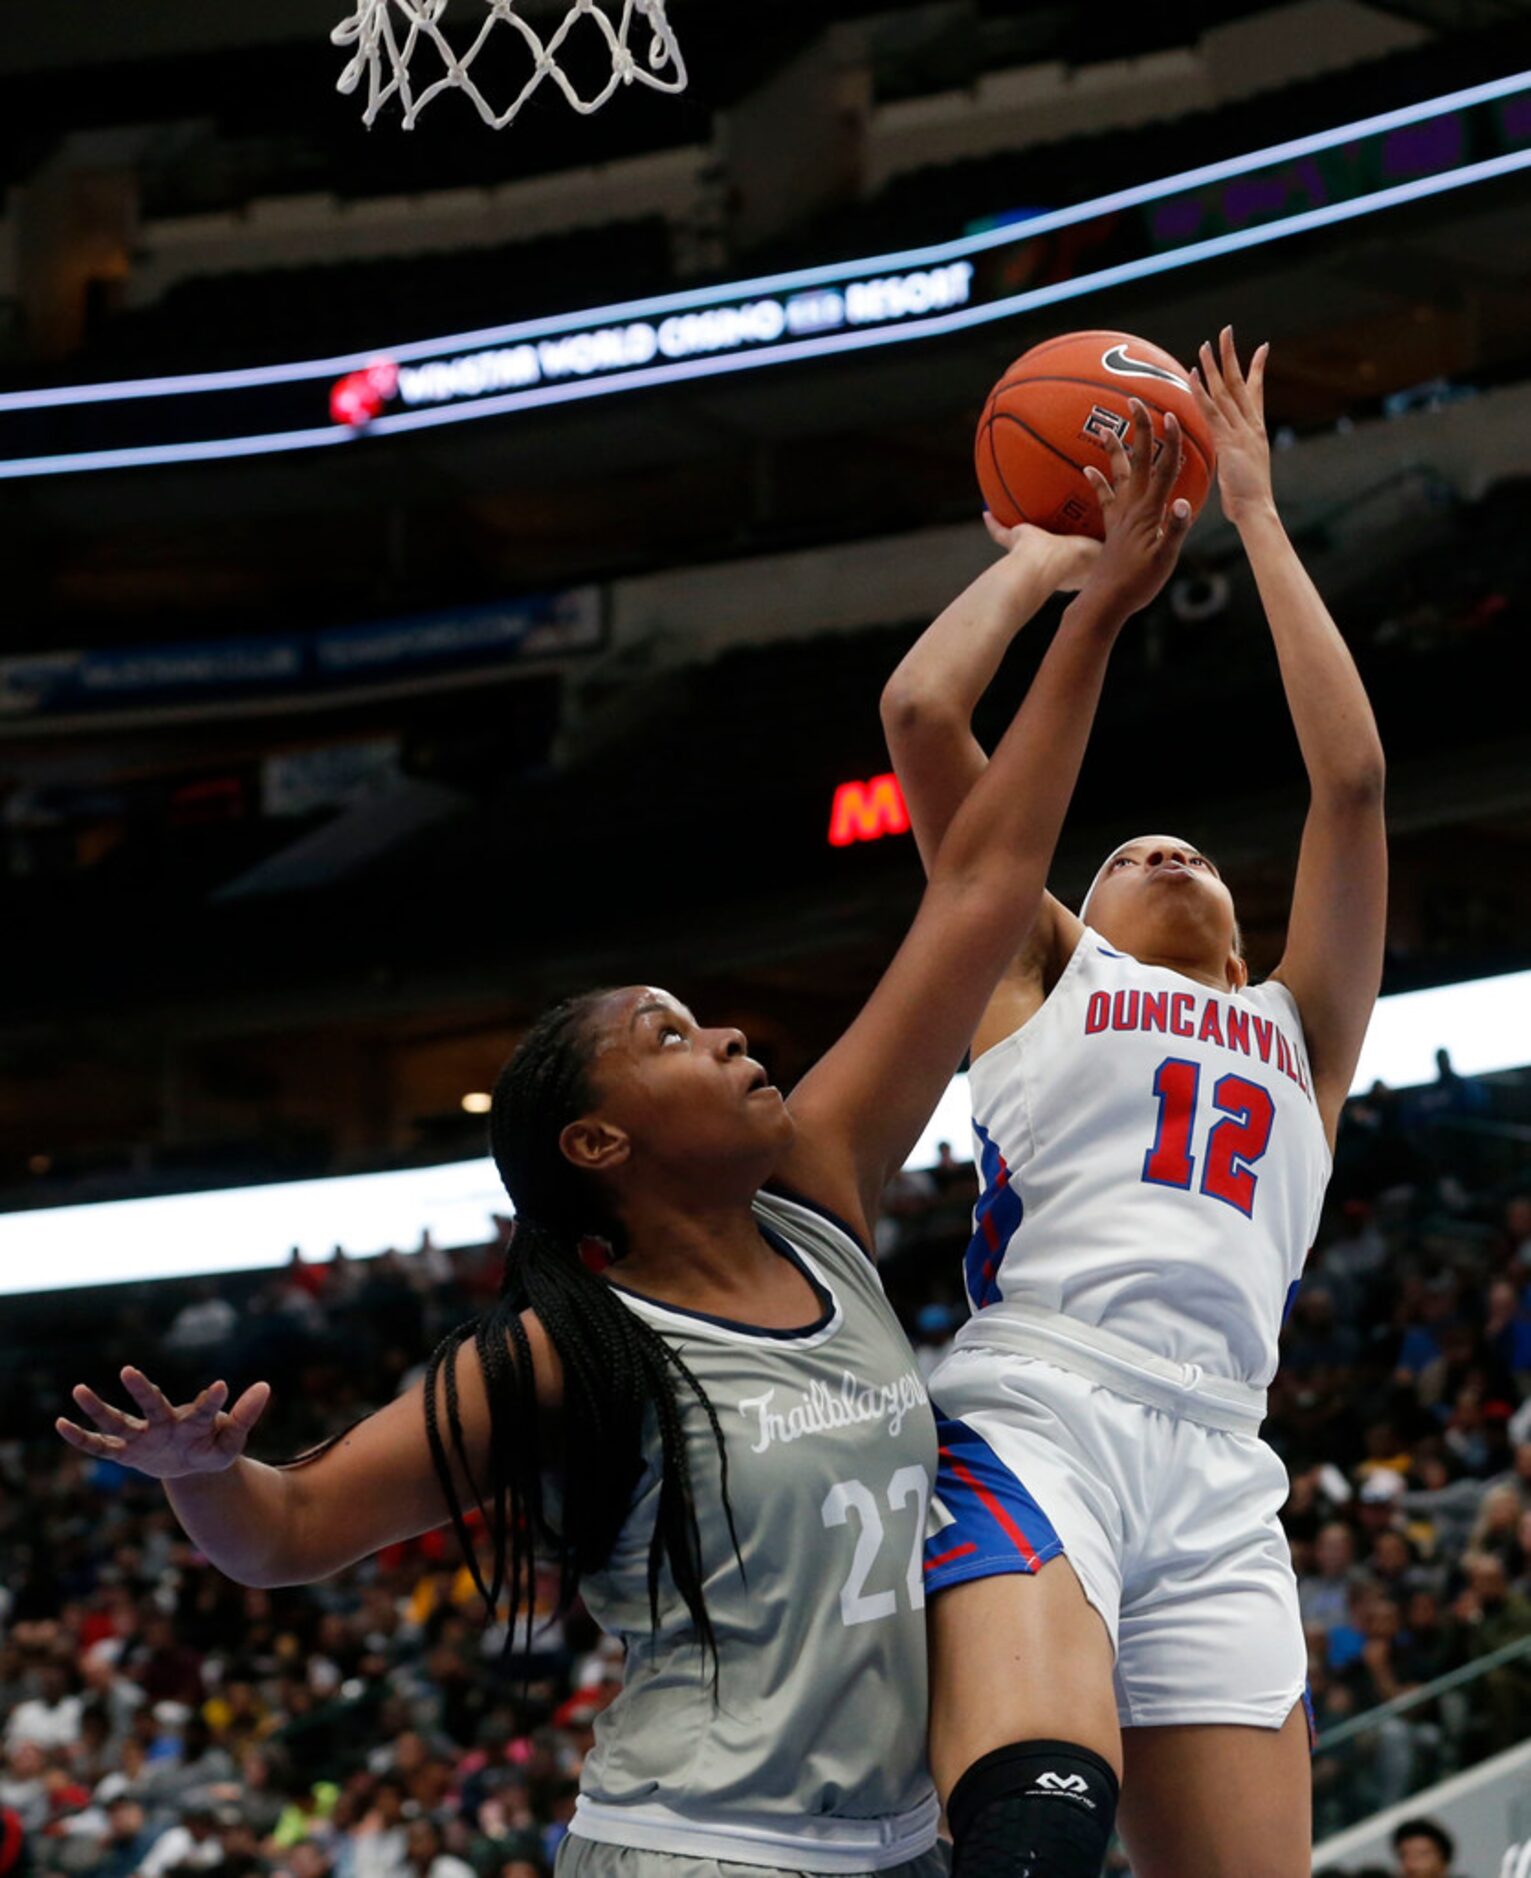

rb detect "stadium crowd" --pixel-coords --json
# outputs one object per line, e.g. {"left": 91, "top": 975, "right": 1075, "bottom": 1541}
{"left": 1, "top": 1057, "right": 1529, "bottom": 1877}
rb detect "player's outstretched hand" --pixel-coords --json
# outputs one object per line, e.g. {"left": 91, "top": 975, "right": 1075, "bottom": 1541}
{"left": 981, "top": 513, "right": 1101, "bottom": 593}
{"left": 56, "top": 1366, "right": 270, "bottom": 1479}
{"left": 1078, "top": 397, "right": 1192, "bottom": 618}
{"left": 1192, "top": 325, "right": 1273, "bottom": 526}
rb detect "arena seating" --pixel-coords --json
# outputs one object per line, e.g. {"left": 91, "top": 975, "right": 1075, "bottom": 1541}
{"left": 1, "top": 1073, "right": 1528, "bottom": 1874}
{"left": 85, "top": 218, "right": 675, "bottom": 374}
{"left": 10, "top": 16, "right": 1526, "bottom": 380}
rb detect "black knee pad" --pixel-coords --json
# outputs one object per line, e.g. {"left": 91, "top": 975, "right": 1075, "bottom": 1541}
{"left": 948, "top": 1740, "right": 1119, "bottom": 1878}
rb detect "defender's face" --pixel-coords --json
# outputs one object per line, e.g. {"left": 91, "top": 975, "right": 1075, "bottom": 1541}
{"left": 578, "top": 986, "right": 793, "bottom": 1178}
{"left": 1083, "top": 834, "right": 1241, "bottom": 977}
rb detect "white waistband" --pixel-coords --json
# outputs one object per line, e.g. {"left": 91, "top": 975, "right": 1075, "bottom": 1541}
{"left": 952, "top": 1305, "right": 1266, "bottom": 1434}
{"left": 569, "top": 1791, "right": 941, "bottom": 1873}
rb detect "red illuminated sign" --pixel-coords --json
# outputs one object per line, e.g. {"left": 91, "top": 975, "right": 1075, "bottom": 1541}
{"left": 330, "top": 358, "right": 400, "bottom": 428}
{"left": 828, "top": 773, "right": 910, "bottom": 847}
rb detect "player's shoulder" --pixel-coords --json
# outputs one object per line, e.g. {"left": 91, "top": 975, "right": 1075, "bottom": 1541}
{"left": 1242, "top": 972, "right": 1307, "bottom": 1033}
{"left": 754, "top": 1185, "right": 883, "bottom": 1290}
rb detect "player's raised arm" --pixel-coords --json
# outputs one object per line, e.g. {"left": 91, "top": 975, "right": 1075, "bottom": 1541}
{"left": 1193, "top": 328, "right": 1387, "bottom": 1140}
{"left": 783, "top": 403, "right": 1191, "bottom": 1237}
{"left": 56, "top": 1327, "right": 561, "bottom": 1586}
{"left": 880, "top": 523, "right": 1097, "bottom": 873}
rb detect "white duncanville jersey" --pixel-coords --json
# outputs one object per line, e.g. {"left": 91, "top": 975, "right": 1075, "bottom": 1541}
{"left": 962, "top": 927, "right": 1332, "bottom": 1388}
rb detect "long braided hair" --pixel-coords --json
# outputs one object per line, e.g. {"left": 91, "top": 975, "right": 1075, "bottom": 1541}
{"left": 422, "top": 991, "right": 741, "bottom": 1677}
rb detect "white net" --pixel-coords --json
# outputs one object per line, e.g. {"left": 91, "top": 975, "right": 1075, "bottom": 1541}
{"left": 332, "top": 0, "right": 688, "bottom": 130}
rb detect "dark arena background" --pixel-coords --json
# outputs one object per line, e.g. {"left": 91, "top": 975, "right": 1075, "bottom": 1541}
{"left": 3, "top": 3, "right": 1531, "bottom": 1873}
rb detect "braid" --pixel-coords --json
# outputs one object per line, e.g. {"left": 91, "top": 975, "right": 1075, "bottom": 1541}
{"left": 421, "top": 992, "right": 741, "bottom": 1682}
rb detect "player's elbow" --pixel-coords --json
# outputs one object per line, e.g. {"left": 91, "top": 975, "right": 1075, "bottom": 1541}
{"left": 879, "top": 677, "right": 963, "bottom": 744}
{"left": 242, "top": 1559, "right": 342, "bottom": 1590}
{"left": 224, "top": 1560, "right": 300, "bottom": 1590}
{"left": 203, "top": 1547, "right": 302, "bottom": 1591}
{"left": 1321, "top": 753, "right": 1386, "bottom": 811}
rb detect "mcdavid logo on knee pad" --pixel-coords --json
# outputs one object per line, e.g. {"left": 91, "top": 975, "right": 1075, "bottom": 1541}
{"left": 1030, "top": 1772, "right": 1095, "bottom": 1806}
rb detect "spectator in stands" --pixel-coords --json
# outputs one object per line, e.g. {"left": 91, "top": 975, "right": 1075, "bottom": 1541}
{"left": 4, "top": 1662, "right": 83, "bottom": 1753}
{"left": 88, "top": 1795, "right": 152, "bottom": 1878}
{"left": 1356, "top": 1469, "right": 1411, "bottom": 1556}
{"left": 0, "top": 1808, "right": 29, "bottom": 1878}
{"left": 1411, "top": 1049, "right": 1489, "bottom": 1125}
{"left": 162, "top": 1284, "right": 240, "bottom": 1362}
{"left": 1286, "top": 1285, "right": 1364, "bottom": 1374}
{"left": 137, "top": 1804, "right": 224, "bottom": 1878}
{"left": 0, "top": 1749, "right": 47, "bottom": 1836}
{"left": 133, "top": 1617, "right": 205, "bottom": 1712}
{"left": 137, "top": 1716, "right": 237, "bottom": 1810}
{"left": 1486, "top": 1278, "right": 1531, "bottom": 1387}
{"left": 929, "top": 1141, "right": 967, "bottom": 1193}
{"left": 1453, "top": 1552, "right": 1531, "bottom": 1755}
{"left": 1468, "top": 1481, "right": 1526, "bottom": 1569}
{"left": 872, "top": 1163, "right": 935, "bottom": 1258}
{"left": 1367, "top": 1527, "right": 1420, "bottom": 1598}
{"left": 343, "top": 1778, "right": 409, "bottom": 1878}
{"left": 1302, "top": 1521, "right": 1365, "bottom": 1631}
{"left": 1391, "top": 1816, "right": 1458, "bottom": 1878}
{"left": 1395, "top": 1589, "right": 1453, "bottom": 1689}
{"left": 403, "top": 1819, "right": 473, "bottom": 1878}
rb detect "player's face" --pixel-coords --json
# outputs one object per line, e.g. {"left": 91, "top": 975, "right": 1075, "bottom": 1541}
{"left": 1083, "top": 834, "right": 1244, "bottom": 985}
{"left": 574, "top": 986, "right": 793, "bottom": 1187}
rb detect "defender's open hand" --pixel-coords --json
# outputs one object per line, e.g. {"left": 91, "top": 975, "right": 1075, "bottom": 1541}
{"left": 57, "top": 1366, "right": 270, "bottom": 1479}
{"left": 1077, "top": 398, "right": 1193, "bottom": 618}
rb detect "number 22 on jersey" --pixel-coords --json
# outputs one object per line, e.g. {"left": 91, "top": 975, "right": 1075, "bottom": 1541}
{"left": 821, "top": 1466, "right": 931, "bottom": 1628}
{"left": 1141, "top": 1056, "right": 1275, "bottom": 1218}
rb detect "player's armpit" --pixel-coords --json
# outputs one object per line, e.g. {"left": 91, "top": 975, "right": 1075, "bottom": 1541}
{"left": 969, "top": 894, "right": 1084, "bottom": 1060}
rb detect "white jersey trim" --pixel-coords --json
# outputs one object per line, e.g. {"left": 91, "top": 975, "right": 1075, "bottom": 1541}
{"left": 609, "top": 1243, "right": 845, "bottom": 1350}
{"left": 568, "top": 1791, "right": 941, "bottom": 1873}
{"left": 952, "top": 1304, "right": 1267, "bottom": 1433}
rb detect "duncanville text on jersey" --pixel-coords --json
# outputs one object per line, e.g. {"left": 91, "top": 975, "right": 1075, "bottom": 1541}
{"left": 1082, "top": 985, "right": 1312, "bottom": 1100}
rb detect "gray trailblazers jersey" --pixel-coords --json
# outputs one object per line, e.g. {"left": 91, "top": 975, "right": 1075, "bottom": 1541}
{"left": 570, "top": 1189, "right": 940, "bottom": 1873}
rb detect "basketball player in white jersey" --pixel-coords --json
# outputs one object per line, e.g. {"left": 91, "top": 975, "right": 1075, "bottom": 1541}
{"left": 57, "top": 425, "right": 1195, "bottom": 1878}
{"left": 881, "top": 331, "right": 1386, "bottom": 1878}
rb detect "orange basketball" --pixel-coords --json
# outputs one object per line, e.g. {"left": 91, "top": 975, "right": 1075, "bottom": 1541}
{"left": 975, "top": 330, "right": 1215, "bottom": 540}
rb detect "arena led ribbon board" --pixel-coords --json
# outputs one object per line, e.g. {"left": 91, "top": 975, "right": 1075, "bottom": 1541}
{"left": 2, "top": 72, "right": 1530, "bottom": 479}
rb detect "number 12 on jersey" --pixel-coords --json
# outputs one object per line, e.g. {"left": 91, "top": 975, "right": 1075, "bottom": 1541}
{"left": 1141, "top": 1056, "right": 1275, "bottom": 1218}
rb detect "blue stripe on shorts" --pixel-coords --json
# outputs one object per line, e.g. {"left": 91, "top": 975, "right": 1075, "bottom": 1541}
{"left": 923, "top": 1405, "right": 1065, "bottom": 1595}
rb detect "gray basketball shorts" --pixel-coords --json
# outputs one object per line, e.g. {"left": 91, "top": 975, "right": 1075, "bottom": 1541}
{"left": 557, "top": 1836, "right": 949, "bottom": 1878}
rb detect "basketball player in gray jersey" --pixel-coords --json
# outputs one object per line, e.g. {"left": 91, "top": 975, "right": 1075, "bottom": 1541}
{"left": 57, "top": 410, "right": 1193, "bottom": 1878}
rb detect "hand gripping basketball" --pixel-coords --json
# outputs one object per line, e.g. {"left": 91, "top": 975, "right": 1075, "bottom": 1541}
{"left": 1076, "top": 398, "right": 1193, "bottom": 619}
{"left": 56, "top": 1366, "right": 271, "bottom": 1479}
{"left": 980, "top": 514, "right": 1101, "bottom": 593}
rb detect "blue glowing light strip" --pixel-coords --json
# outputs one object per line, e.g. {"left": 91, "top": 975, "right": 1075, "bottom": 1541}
{"left": 6, "top": 148, "right": 1529, "bottom": 482}
{"left": 3, "top": 65, "right": 1528, "bottom": 416}
{"left": 1, "top": 71, "right": 1528, "bottom": 478}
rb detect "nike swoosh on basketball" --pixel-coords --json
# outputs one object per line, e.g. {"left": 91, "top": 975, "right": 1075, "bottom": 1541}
{"left": 1101, "top": 344, "right": 1188, "bottom": 390}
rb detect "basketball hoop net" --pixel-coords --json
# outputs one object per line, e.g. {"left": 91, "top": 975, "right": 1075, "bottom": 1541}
{"left": 332, "top": 0, "right": 687, "bottom": 129}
